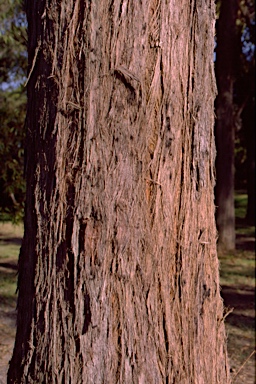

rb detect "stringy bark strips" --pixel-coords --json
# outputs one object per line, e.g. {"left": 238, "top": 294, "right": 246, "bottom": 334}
{"left": 8, "top": 1, "right": 230, "bottom": 383}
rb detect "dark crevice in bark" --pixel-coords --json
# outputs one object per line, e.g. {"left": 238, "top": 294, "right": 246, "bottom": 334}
{"left": 82, "top": 293, "right": 92, "bottom": 334}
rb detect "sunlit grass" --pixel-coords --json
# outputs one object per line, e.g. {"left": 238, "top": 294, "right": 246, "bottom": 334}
{"left": 0, "top": 222, "right": 22, "bottom": 307}
{"left": 0, "top": 222, "right": 23, "bottom": 239}
{"left": 219, "top": 250, "right": 255, "bottom": 287}
{"left": 219, "top": 192, "right": 255, "bottom": 380}
{"left": 0, "top": 243, "right": 21, "bottom": 259}
{"left": 0, "top": 269, "right": 17, "bottom": 307}
{"left": 234, "top": 191, "right": 248, "bottom": 219}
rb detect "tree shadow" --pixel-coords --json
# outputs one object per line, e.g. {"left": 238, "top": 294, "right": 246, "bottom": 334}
{"left": 235, "top": 216, "right": 255, "bottom": 229}
{"left": 234, "top": 215, "right": 255, "bottom": 251}
{"left": 225, "top": 312, "right": 255, "bottom": 331}
{"left": 236, "top": 233, "right": 255, "bottom": 252}
{"left": 0, "top": 237, "right": 22, "bottom": 246}
{"left": 221, "top": 285, "right": 255, "bottom": 331}
{"left": 0, "top": 262, "right": 18, "bottom": 271}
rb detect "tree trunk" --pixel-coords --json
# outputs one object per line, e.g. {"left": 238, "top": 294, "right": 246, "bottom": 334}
{"left": 215, "top": 0, "right": 239, "bottom": 250}
{"left": 243, "top": 96, "right": 255, "bottom": 225}
{"left": 8, "top": 1, "right": 230, "bottom": 383}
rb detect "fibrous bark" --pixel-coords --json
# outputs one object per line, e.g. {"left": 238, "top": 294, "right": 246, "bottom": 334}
{"left": 9, "top": 1, "right": 230, "bottom": 383}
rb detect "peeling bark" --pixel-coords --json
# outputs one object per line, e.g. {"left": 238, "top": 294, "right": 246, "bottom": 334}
{"left": 8, "top": 1, "right": 230, "bottom": 383}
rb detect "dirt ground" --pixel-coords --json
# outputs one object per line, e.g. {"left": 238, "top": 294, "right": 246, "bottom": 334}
{"left": 0, "top": 223, "right": 20, "bottom": 384}
{"left": 0, "top": 261, "right": 17, "bottom": 383}
{"left": 0, "top": 305, "right": 16, "bottom": 384}
{"left": 0, "top": 224, "right": 255, "bottom": 383}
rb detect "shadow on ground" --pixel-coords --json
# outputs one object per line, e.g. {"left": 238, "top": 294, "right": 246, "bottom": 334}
{"left": 0, "top": 262, "right": 18, "bottom": 271}
{"left": 221, "top": 285, "right": 255, "bottom": 331}
{"left": 235, "top": 217, "right": 255, "bottom": 252}
{"left": 0, "top": 237, "right": 22, "bottom": 246}
{"left": 236, "top": 234, "right": 256, "bottom": 252}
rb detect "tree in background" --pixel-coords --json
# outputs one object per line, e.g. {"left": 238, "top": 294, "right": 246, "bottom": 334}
{"left": 235, "top": 0, "right": 255, "bottom": 224}
{"left": 215, "top": 0, "right": 239, "bottom": 250}
{"left": 8, "top": 0, "right": 230, "bottom": 382}
{"left": 242, "top": 87, "right": 255, "bottom": 224}
{"left": 0, "top": 0, "right": 27, "bottom": 220}
{"left": 215, "top": 0, "right": 255, "bottom": 250}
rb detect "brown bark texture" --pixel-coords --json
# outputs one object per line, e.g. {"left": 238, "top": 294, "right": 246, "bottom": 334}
{"left": 8, "top": 1, "right": 230, "bottom": 383}
{"left": 215, "top": 0, "right": 239, "bottom": 250}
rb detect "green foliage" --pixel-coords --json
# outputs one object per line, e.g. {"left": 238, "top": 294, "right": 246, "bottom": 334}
{"left": 0, "top": 0, "right": 27, "bottom": 221}
{"left": 0, "top": 0, "right": 27, "bottom": 84}
{"left": 237, "top": 0, "right": 255, "bottom": 64}
{"left": 0, "top": 85, "right": 26, "bottom": 221}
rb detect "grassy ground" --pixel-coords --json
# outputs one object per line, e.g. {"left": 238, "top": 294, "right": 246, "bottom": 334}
{"left": 0, "top": 223, "right": 21, "bottom": 308}
{"left": 219, "top": 192, "right": 255, "bottom": 383}
{"left": 0, "top": 194, "right": 255, "bottom": 383}
{"left": 0, "top": 222, "right": 22, "bottom": 383}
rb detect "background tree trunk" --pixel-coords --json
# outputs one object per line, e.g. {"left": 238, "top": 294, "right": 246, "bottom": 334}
{"left": 215, "top": 0, "right": 239, "bottom": 250}
{"left": 8, "top": 1, "right": 230, "bottom": 383}
{"left": 243, "top": 96, "right": 255, "bottom": 224}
